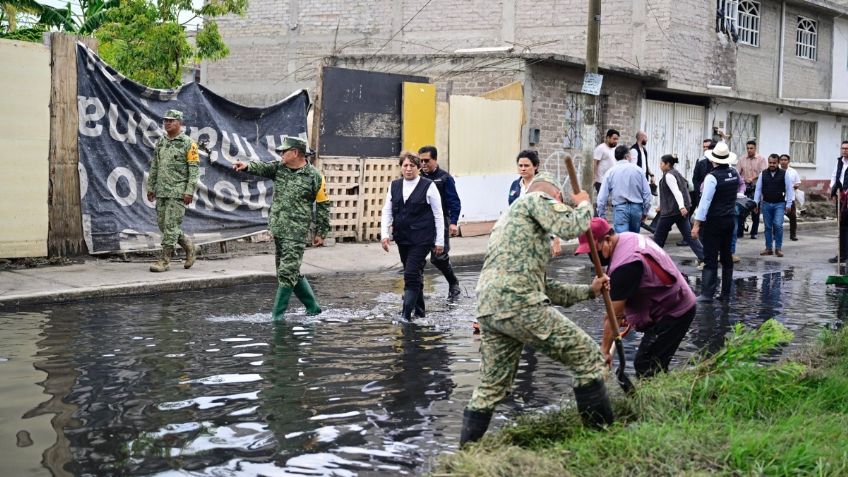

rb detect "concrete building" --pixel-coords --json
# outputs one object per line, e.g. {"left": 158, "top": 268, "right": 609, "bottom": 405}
{"left": 203, "top": 0, "right": 848, "bottom": 225}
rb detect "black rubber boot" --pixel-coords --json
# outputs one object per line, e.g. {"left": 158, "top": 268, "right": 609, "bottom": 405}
{"left": 573, "top": 379, "right": 614, "bottom": 429}
{"left": 401, "top": 289, "right": 418, "bottom": 321}
{"left": 718, "top": 267, "right": 734, "bottom": 302}
{"left": 414, "top": 285, "right": 426, "bottom": 318}
{"left": 435, "top": 259, "right": 461, "bottom": 301}
{"left": 459, "top": 408, "right": 493, "bottom": 447}
{"left": 697, "top": 268, "right": 718, "bottom": 303}
{"left": 447, "top": 282, "right": 461, "bottom": 301}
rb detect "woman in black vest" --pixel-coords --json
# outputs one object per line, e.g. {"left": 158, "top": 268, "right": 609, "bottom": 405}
{"left": 652, "top": 155, "right": 705, "bottom": 268}
{"left": 381, "top": 152, "right": 445, "bottom": 320}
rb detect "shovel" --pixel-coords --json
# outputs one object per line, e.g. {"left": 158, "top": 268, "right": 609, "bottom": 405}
{"left": 564, "top": 157, "right": 635, "bottom": 395}
{"left": 826, "top": 192, "right": 848, "bottom": 286}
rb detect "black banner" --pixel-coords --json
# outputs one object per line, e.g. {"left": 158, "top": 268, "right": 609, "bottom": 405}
{"left": 76, "top": 43, "right": 309, "bottom": 253}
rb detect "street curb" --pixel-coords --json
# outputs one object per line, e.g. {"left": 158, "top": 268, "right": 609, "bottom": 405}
{"left": 0, "top": 219, "right": 835, "bottom": 308}
{"left": 0, "top": 273, "right": 277, "bottom": 308}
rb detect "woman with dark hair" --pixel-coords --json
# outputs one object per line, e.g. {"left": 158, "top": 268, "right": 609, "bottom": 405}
{"left": 508, "top": 150, "right": 540, "bottom": 205}
{"left": 506, "top": 150, "right": 562, "bottom": 257}
{"left": 653, "top": 154, "right": 705, "bottom": 268}
{"left": 381, "top": 152, "right": 445, "bottom": 320}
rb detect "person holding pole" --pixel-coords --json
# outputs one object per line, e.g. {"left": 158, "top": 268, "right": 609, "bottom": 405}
{"left": 460, "top": 172, "right": 612, "bottom": 447}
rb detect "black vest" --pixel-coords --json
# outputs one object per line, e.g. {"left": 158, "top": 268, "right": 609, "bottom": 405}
{"left": 707, "top": 166, "right": 739, "bottom": 218}
{"left": 630, "top": 142, "right": 651, "bottom": 180}
{"left": 760, "top": 168, "right": 786, "bottom": 203}
{"left": 390, "top": 178, "right": 436, "bottom": 246}
{"left": 420, "top": 166, "right": 449, "bottom": 220}
{"left": 833, "top": 157, "right": 846, "bottom": 197}
{"left": 659, "top": 169, "right": 691, "bottom": 217}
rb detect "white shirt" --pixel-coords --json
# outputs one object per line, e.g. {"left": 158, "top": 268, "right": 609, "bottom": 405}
{"left": 380, "top": 177, "right": 445, "bottom": 247}
{"left": 630, "top": 145, "right": 648, "bottom": 177}
{"left": 593, "top": 143, "right": 616, "bottom": 183}
{"left": 783, "top": 166, "right": 801, "bottom": 187}
{"left": 829, "top": 157, "right": 848, "bottom": 189}
{"left": 663, "top": 171, "right": 686, "bottom": 210}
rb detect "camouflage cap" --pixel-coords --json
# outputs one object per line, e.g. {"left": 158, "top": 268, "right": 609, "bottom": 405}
{"left": 529, "top": 172, "right": 564, "bottom": 195}
{"left": 275, "top": 136, "right": 308, "bottom": 153}
{"left": 162, "top": 109, "right": 183, "bottom": 121}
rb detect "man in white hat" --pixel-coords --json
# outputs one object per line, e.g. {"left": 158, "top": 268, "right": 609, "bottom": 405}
{"left": 691, "top": 142, "right": 739, "bottom": 303}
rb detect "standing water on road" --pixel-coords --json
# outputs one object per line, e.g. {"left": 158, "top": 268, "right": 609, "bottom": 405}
{"left": 0, "top": 260, "right": 844, "bottom": 476}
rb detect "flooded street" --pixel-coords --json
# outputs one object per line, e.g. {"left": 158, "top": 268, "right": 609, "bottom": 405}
{"left": 1, "top": 255, "right": 845, "bottom": 476}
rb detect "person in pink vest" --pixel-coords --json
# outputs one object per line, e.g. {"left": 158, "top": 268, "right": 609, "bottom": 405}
{"left": 575, "top": 217, "right": 697, "bottom": 377}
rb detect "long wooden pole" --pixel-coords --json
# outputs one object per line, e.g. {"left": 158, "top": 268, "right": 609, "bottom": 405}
{"left": 565, "top": 156, "right": 634, "bottom": 394}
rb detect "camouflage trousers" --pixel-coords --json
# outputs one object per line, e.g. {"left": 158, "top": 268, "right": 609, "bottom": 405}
{"left": 156, "top": 198, "right": 187, "bottom": 248}
{"left": 274, "top": 238, "right": 306, "bottom": 288}
{"left": 467, "top": 304, "right": 606, "bottom": 412}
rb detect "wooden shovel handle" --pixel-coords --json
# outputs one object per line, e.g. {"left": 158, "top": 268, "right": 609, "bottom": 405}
{"left": 564, "top": 157, "right": 621, "bottom": 337}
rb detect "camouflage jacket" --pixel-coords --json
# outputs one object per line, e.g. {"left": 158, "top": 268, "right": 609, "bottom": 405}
{"left": 476, "top": 193, "right": 594, "bottom": 318}
{"left": 246, "top": 161, "right": 331, "bottom": 242}
{"left": 148, "top": 133, "right": 199, "bottom": 199}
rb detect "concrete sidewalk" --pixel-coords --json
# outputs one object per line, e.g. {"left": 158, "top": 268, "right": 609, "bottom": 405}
{"left": 0, "top": 219, "right": 837, "bottom": 308}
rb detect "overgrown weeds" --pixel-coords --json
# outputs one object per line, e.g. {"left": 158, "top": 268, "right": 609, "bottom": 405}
{"left": 439, "top": 319, "right": 848, "bottom": 477}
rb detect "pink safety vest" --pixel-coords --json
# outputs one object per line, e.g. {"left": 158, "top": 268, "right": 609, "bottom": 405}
{"left": 606, "top": 233, "right": 696, "bottom": 331}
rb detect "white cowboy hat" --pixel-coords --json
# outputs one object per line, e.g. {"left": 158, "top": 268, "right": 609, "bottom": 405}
{"left": 707, "top": 141, "right": 737, "bottom": 165}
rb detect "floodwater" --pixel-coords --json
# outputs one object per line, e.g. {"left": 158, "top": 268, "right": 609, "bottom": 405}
{"left": 0, "top": 260, "right": 844, "bottom": 476}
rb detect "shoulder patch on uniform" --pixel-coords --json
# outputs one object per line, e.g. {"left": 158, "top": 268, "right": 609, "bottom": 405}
{"left": 186, "top": 143, "right": 199, "bottom": 163}
{"left": 552, "top": 202, "right": 568, "bottom": 212}
{"left": 315, "top": 176, "right": 328, "bottom": 203}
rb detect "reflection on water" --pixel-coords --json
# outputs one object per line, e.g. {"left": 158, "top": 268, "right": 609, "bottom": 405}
{"left": 0, "top": 261, "right": 844, "bottom": 476}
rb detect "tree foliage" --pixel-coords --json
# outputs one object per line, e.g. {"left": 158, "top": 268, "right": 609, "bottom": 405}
{"left": 95, "top": 0, "right": 246, "bottom": 89}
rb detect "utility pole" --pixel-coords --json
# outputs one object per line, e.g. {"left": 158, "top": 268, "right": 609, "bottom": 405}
{"left": 580, "top": 0, "right": 602, "bottom": 194}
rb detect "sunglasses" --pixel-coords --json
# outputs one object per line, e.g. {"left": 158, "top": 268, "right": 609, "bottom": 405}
{"left": 420, "top": 158, "right": 431, "bottom": 163}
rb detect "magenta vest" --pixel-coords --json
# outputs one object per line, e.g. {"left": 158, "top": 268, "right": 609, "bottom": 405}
{"left": 607, "top": 233, "right": 696, "bottom": 331}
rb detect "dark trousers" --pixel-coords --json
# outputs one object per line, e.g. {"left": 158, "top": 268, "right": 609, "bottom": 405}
{"left": 701, "top": 215, "right": 735, "bottom": 272}
{"left": 653, "top": 214, "right": 704, "bottom": 260}
{"left": 786, "top": 202, "right": 797, "bottom": 238}
{"left": 634, "top": 305, "right": 696, "bottom": 378}
{"left": 840, "top": 202, "right": 848, "bottom": 257}
{"left": 398, "top": 243, "right": 431, "bottom": 293}
{"left": 429, "top": 226, "right": 457, "bottom": 284}
{"left": 593, "top": 182, "right": 601, "bottom": 194}
{"left": 739, "top": 185, "right": 760, "bottom": 237}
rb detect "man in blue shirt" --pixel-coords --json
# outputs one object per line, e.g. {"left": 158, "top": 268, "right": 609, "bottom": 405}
{"left": 753, "top": 154, "right": 794, "bottom": 257}
{"left": 596, "top": 145, "right": 652, "bottom": 233}
{"left": 691, "top": 142, "right": 739, "bottom": 303}
{"left": 419, "top": 145, "right": 463, "bottom": 300}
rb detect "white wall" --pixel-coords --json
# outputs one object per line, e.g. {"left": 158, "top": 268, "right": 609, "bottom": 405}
{"left": 833, "top": 18, "right": 848, "bottom": 112}
{"left": 455, "top": 174, "right": 516, "bottom": 223}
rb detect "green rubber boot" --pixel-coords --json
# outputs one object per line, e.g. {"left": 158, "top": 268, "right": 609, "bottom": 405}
{"left": 293, "top": 276, "right": 322, "bottom": 315}
{"left": 272, "top": 286, "right": 294, "bottom": 321}
{"left": 177, "top": 235, "right": 196, "bottom": 269}
{"left": 149, "top": 246, "right": 173, "bottom": 272}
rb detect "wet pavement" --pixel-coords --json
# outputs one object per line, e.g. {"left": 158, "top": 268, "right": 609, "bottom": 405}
{"left": 1, "top": 227, "right": 846, "bottom": 476}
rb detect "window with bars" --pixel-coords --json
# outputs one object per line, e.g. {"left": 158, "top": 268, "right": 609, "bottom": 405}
{"left": 790, "top": 120, "right": 817, "bottom": 165}
{"left": 716, "top": 0, "right": 739, "bottom": 40}
{"left": 796, "top": 17, "right": 817, "bottom": 60}
{"left": 562, "top": 93, "right": 605, "bottom": 151}
{"left": 728, "top": 112, "right": 759, "bottom": 155}
{"left": 737, "top": 1, "right": 760, "bottom": 46}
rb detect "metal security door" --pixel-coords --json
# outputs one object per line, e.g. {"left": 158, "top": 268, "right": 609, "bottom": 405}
{"left": 643, "top": 100, "right": 674, "bottom": 182}
{"left": 673, "top": 104, "right": 706, "bottom": 179}
{"left": 643, "top": 100, "right": 705, "bottom": 182}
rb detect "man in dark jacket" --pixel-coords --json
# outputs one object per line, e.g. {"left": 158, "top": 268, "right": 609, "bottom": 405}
{"left": 419, "top": 145, "right": 463, "bottom": 300}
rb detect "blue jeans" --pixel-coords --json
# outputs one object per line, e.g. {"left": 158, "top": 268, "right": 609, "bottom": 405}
{"left": 613, "top": 203, "right": 644, "bottom": 233}
{"left": 761, "top": 201, "right": 786, "bottom": 250}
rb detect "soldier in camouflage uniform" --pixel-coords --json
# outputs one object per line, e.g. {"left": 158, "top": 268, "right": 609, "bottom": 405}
{"left": 460, "top": 172, "right": 614, "bottom": 447}
{"left": 147, "top": 109, "right": 200, "bottom": 272}
{"left": 233, "top": 136, "right": 330, "bottom": 319}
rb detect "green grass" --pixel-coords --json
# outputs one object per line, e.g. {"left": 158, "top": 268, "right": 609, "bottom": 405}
{"left": 438, "top": 320, "right": 848, "bottom": 477}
